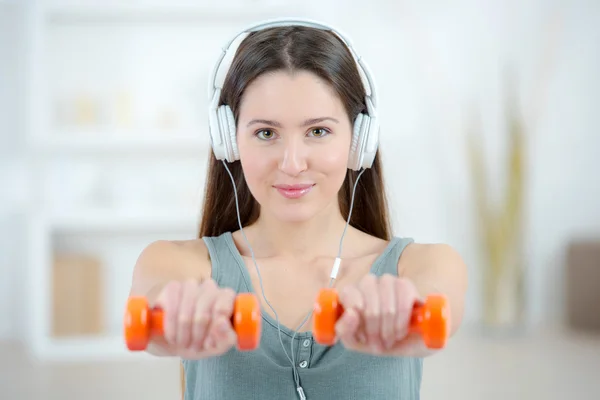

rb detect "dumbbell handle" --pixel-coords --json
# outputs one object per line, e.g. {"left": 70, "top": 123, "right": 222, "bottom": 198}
{"left": 409, "top": 302, "right": 434, "bottom": 333}
{"left": 144, "top": 308, "right": 164, "bottom": 336}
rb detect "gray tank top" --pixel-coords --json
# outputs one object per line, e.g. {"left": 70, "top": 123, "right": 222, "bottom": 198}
{"left": 182, "top": 232, "right": 423, "bottom": 399}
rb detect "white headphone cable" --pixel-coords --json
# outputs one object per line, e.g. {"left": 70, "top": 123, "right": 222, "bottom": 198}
{"left": 222, "top": 160, "right": 366, "bottom": 399}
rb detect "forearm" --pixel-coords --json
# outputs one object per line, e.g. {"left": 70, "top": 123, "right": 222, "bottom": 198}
{"left": 128, "top": 240, "right": 207, "bottom": 357}
{"left": 395, "top": 244, "right": 468, "bottom": 357}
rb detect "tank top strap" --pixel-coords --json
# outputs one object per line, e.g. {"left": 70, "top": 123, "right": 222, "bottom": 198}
{"left": 201, "top": 232, "right": 251, "bottom": 293}
{"left": 369, "top": 236, "right": 414, "bottom": 277}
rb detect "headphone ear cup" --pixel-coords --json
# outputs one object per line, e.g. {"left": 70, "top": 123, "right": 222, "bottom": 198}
{"left": 224, "top": 106, "right": 239, "bottom": 161}
{"left": 361, "top": 114, "right": 378, "bottom": 169}
{"left": 208, "top": 95, "right": 226, "bottom": 161}
{"left": 349, "top": 113, "right": 368, "bottom": 171}
{"left": 217, "top": 105, "right": 238, "bottom": 162}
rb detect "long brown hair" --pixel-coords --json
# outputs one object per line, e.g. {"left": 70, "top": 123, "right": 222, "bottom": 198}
{"left": 198, "top": 26, "right": 392, "bottom": 240}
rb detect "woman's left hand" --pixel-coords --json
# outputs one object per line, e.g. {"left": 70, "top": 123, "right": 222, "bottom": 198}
{"left": 334, "top": 273, "right": 421, "bottom": 356}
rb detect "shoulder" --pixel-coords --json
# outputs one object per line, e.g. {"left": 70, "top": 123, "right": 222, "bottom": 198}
{"left": 130, "top": 238, "right": 213, "bottom": 296}
{"left": 397, "top": 242, "right": 467, "bottom": 277}
{"left": 138, "top": 238, "right": 210, "bottom": 263}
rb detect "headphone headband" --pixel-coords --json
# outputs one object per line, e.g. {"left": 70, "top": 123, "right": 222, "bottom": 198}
{"left": 208, "top": 18, "right": 377, "bottom": 109}
{"left": 207, "top": 17, "right": 380, "bottom": 170}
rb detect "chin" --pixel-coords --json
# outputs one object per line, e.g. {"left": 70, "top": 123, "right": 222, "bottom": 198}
{"left": 270, "top": 202, "right": 322, "bottom": 223}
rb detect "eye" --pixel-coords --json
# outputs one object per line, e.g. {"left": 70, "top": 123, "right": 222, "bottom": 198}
{"left": 256, "top": 129, "right": 276, "bottom": 140}
{"left": 308, "top": 128, "right": 330, "bottom": 137}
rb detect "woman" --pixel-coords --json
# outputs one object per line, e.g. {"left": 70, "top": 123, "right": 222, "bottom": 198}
{"left": 129, "top": 19, "right": 468, "bottom": 399}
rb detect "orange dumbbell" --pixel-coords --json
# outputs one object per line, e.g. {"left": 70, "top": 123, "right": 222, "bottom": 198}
{"left": 313, "top": 288, "right": 450, "bottom": 349}
{"left": 124, "top": 292, "right": 262, "bottom": 352}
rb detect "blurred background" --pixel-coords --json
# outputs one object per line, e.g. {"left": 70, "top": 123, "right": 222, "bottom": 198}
{"left": 1, "top": 0, "right": 599, "bottom": 399}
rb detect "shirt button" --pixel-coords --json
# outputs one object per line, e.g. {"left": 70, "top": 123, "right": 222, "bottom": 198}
{"left": 299, "top": 360, "right": 308, "bottom": 368}
{"left": 303, "top": 339, "right": 311, "bottom": 347}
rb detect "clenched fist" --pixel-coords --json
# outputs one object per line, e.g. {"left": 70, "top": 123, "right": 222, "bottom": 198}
{"left": 154, "top": 279, "right": 238, "bottom": 358}
{"left": 334, "top": 274, "right": 421, "bottom": 355}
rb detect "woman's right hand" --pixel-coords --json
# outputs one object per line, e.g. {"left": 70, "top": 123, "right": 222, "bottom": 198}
{"left": 154, "top": 279, "right": 239, "bottom": 359}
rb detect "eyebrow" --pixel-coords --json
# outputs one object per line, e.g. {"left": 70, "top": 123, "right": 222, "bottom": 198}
{"left": 246, "top": 117, "right": 339, "bottom": 128}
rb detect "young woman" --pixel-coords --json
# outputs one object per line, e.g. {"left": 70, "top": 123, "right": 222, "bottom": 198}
{"left": 128, "top": 19, "right": 468, "bottom": 399}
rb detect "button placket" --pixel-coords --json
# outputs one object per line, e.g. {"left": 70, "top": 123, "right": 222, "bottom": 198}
{"left": 297, "top": 336, "right": 313, "bottom": 369}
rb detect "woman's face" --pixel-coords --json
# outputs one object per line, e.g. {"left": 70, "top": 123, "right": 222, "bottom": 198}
{"left": 236, "top": 70, "right": 352, "bottom": 223}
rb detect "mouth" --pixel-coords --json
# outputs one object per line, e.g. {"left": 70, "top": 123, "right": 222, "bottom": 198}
{"left": 273, "top": 183, "right": 315, "bottom": 199}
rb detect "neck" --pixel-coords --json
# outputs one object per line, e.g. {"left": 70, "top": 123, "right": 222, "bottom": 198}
{"left": 242, "top": 203, "right": 350, "bottom": 261}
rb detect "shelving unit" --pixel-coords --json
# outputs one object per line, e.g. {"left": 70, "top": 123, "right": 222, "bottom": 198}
{"left": 23, "top": 0, "right": 308, "bottom": 362}
{"left": 30, "top": 131, "right": 208, "bottom": 154}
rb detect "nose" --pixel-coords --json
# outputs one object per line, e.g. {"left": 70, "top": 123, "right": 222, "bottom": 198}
{"left": 278, "top": 137, "right": 308, "bottom": 176}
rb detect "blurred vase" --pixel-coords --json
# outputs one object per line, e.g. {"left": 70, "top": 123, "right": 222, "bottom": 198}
{"left": 468, "top": 68, "right": 527, "bottom": 334}
{"left": 481, "top": 237, "right": 526, "bottom": 332}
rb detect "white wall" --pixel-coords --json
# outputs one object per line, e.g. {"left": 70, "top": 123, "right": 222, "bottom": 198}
{"left": 0, "top": 1, "right": 27, "bottom": 340}
{"left": 327, "top": 0, "right": 600, "bottom": 327}
{"left": 0, "top": 0, "right": 599, "bottom": 342}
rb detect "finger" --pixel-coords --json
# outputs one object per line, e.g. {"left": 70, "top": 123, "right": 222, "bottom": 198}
{"left": 335, "top": 305, "right": 360, "bottom": 339}
{"left": 395, "top": 278, "right": 419, "bottom": 341}
{"left": 338, "top": 284, "right": 365, "bottom": 312}
{"left": 198, "top": 287, "right": 235, "bottom": 352}
{"left": 338, "top": 284, "right": 365, "bottom": 347}
{"left": 212, "top": 287, "right": 236, "bottom": 319}
{"left": 335, "top": 308, "right": 362, "bottom": 350}
{"left": 379, "top": 274, "right": 397, "bottom": 349}
{"left": 191, "top": 280, "right": 219, "bottom": 351}
{"left": 155, "top": 281, "right": 182, "bottom": 345}
{"left": 205, "top": 315, "right": 237, "bottom": 354}
{"left": 176, "top": 279, "right": 201, "bottom": 348}
{"left": 359, "top": 274, "right": 382, "bottom": 352}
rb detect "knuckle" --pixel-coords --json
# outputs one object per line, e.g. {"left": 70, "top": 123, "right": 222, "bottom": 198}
{"left": 397, "top": 295, "right": 413, "bottom": 311}
{"left": 178, "top": 314, "right": 192, "bottom": 326}
{"left": 193, "top": 311, "right": 210, "bottom": 325}
{"left": 359, "top": 275, "right": 375, "bottom": 290}
{"left": 338, "top": 289, "right": 352, "bottom": 303}
{"left": 382, "top": 307, "right": 396, "bottom": 318}
{"left": 214, "top": 300, "right": 232, "bottom": 314}
{"left": 339, "top": 286, "right": 356, "bottom": 303}
{"left": 364, "top": 308, "right": 380, "bottom": 320}
{"left": 221, "top": 287, "right": 236, "bottom": 299}
{"left": 164, "top": 280, "right": 182, "bottom": 295}
{"left": 396, "top": 277, "right": 411, "bottom": 290}
{"left": 202, "top": 279, "right": 218, "bottom": 290}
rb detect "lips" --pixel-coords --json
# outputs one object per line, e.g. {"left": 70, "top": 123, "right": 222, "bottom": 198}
{"left": 273, "top": 183, "right": 315, "bottom": 199}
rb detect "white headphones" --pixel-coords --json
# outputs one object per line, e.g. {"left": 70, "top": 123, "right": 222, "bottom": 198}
{"left": 207, "top": 18, "right": 380, "bottom": 171}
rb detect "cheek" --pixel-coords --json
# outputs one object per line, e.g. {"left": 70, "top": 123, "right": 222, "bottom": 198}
{"left": 316, "top": 143, "right": 349, "bottom": 174}
{"left": 239, "top": 147, "right": 272, "bottom": 192}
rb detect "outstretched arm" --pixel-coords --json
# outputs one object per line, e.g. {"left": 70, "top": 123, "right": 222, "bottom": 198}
{"left": 394, "top": 243, "right": 468, "bottom": 357}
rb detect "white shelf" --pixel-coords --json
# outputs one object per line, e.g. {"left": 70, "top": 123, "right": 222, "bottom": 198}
{"left": 44, "top": 1, "right": 306, "bottom": 23}
{"left": 31, "top": 335, "right": 154, "bottom": 363}
{"left": 47, "top": 210, "right": 199, "bottom": 233}
{"left": 29, "top": 133, "right": 210, "bottom": 157}
{"left": 24, "top": 0, "right": 266, "bottom": 363}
